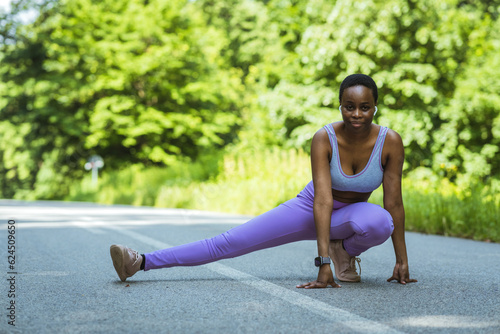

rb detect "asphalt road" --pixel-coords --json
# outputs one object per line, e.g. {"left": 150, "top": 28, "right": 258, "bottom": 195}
{"left": 0, "top": 199, "right": 499, "bottom": 334}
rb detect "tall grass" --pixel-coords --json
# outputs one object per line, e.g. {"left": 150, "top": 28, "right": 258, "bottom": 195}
{"left": 402, "top": 170, "right": 499, "bottom": 242}
{"left": 67, "top": 149, "right": 500, "bottom": 242}
{"left": 154, "top": 148, "right": 311, "bottom": 214}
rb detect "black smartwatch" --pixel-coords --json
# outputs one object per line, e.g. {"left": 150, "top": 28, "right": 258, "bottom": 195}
{"left": 314, "top": 256, "right": 331, "bottom": 267}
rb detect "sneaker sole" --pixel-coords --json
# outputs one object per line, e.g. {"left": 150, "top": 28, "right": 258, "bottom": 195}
{"left": 110, "top": 245, "right": 127, "bottom": 282}
{"left": 338, "top": 276, "right": 361, "bottom": 283}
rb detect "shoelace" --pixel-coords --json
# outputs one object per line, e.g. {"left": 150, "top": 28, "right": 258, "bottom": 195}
{"left": 128, "top": 248, "right": 141, "bottom": 266}
{"left": 349, "top": 257, "right": 361, "bottom": 276}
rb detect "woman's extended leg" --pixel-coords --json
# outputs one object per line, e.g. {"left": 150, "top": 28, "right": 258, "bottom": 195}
{"left": 110, "top": 182, "right": 394, "bottom": 281}
{"left": 145, "top": 184, "right": 393, "bottom": 270}
{"left": 144, "top": 193, "right": 316, "bottom": 270}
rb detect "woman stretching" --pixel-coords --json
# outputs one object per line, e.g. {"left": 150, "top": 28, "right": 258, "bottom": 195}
{"left": 110, "top": 74, "right": 417, "bottom": 288}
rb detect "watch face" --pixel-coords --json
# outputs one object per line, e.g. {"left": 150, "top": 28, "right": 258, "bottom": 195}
{"left": 315, "top": 256, "right": 330, "bottom": 267}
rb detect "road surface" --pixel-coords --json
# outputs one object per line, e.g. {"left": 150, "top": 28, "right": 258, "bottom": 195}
{"left": 1, "top": 200, "right": 499, "bottom": 333}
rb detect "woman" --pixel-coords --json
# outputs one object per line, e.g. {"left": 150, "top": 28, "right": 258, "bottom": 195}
{"left": 110, "top": 74, "right": 417, "bottom": 288}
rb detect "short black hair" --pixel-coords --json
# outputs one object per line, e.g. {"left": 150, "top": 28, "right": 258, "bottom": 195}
{"left": 339, "top": 74, "right": 378, "bottom": 103}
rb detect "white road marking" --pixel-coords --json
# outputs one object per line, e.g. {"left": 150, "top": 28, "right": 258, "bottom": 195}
{"left": 104, "top": 224, "right": 402, "bottom": 334}
{"left": 390, "top": 315, "right": 500, "bottom": 329}
{"left": 9, "top": 218, "right": 247, "bottom": 229}
{"left": 19, "top": 271, "right": 70, "bottom": 276}
{"left": 1, "top": 205, "right": 249, "bottom": 230}
{"left": 71, "top": 221, "right": 105, "bottom": 234}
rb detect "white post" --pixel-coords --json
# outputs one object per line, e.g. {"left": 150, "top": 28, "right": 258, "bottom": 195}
{"left": 85, "top": 155, "right": 104, "bottom": 187}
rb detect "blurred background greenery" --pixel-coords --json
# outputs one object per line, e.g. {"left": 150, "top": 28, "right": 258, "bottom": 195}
{"left": 1, "top": 0, "right": 498, "bottom": 241}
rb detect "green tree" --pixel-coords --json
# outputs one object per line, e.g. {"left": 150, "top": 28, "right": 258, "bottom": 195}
{"left": 1, "top": 0, "right": 499, "bottom": 201}
{"left": 0, "top": 0, "right": 243, "bottom": 199}
{"left": 256, "top": 0, "right": 500, "bottom": 181}
{"left": 432, "top": 8, "right": 500, "bottom": 182}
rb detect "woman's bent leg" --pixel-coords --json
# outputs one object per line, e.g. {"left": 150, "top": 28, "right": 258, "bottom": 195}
{"left": 144, "top": 195, "right": 316, "bottom": 271}
{"left": 329, "top": 202, "right": 394, "bottom": 256}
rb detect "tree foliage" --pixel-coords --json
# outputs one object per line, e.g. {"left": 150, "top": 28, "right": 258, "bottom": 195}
{"left": 0, "top": 0, "right": 243, "bottom": 198}
{"left": 1, "top": 0, "right": 499, "bottom": 199}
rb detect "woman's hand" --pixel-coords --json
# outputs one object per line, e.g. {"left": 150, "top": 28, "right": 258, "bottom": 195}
{"left": 296, "top": 265, "right": 341, "bottom": 289}
{"left": 387, "top": 262, "right": 417, "bottom": 285}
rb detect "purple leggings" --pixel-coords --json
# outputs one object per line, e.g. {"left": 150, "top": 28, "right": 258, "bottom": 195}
{"left": 144, "top": 181, "right": 394, "bottom": 271}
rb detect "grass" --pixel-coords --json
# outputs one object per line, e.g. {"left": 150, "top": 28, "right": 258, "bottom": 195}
{"left": 402, "top": 172, "right": 499, "bottom": 242}
{"left": 67, "top": 148, "right": 500, "bottom": 242}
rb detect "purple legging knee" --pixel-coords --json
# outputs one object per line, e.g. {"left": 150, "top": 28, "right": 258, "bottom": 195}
{"left": 144, "top": 181, "right": 394, "bottom": 271}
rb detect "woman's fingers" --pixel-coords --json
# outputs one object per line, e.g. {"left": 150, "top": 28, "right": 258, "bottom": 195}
{"left": 296, "top": 280, "right": 341, "bottom": 289}
{"left": 387, "top": 275, "right": 418, "bottom": 284}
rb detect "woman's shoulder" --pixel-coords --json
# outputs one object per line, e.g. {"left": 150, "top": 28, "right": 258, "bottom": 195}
{"left": 383, "top": 127, "right": 403, "bottom": 144}
{"left": 381, "top": 127, "right": 404, "bottom": 158}
{"left": 312, "top": 124, "right": 335, "bottom": 150}
{"left": 319, "top": 121, "right": 345, "bottom": 136}
{"left": 315, "top": 122, "right": 340, "bottom": 136}
{"left": 329, "top": 121, "right": 343, "bottom": 130}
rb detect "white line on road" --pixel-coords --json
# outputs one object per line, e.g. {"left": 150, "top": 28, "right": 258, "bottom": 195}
{"left": 105, "top": 224, "right": 402, "bottom": 334}
{"left": 72, "top": 220, "right": 106, "bottom": 234}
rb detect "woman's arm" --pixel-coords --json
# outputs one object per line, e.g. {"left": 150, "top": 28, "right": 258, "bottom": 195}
{"left": 297, "top": 128, "right": 339, "bottom": 288}
{"left": 382, "top": 130, "right": 417, "bottom": 284}
{"left": 312, "top": 129, "right": 334, "bottom": 261}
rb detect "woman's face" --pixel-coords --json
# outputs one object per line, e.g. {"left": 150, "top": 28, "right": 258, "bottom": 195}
{"left": 340, "top": 85, "right": 377, "bottom": 130}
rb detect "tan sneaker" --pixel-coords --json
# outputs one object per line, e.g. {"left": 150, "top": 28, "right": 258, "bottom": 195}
{"left": 329, "top": 239, "right": 361, "bottom": 282}
{"left": 110, "top": 245, "right": 143, "bottom": 282}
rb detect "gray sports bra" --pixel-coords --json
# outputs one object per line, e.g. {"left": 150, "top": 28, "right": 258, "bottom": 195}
{"left": 323, "top": 123, "right": 388, "bottom": 193}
